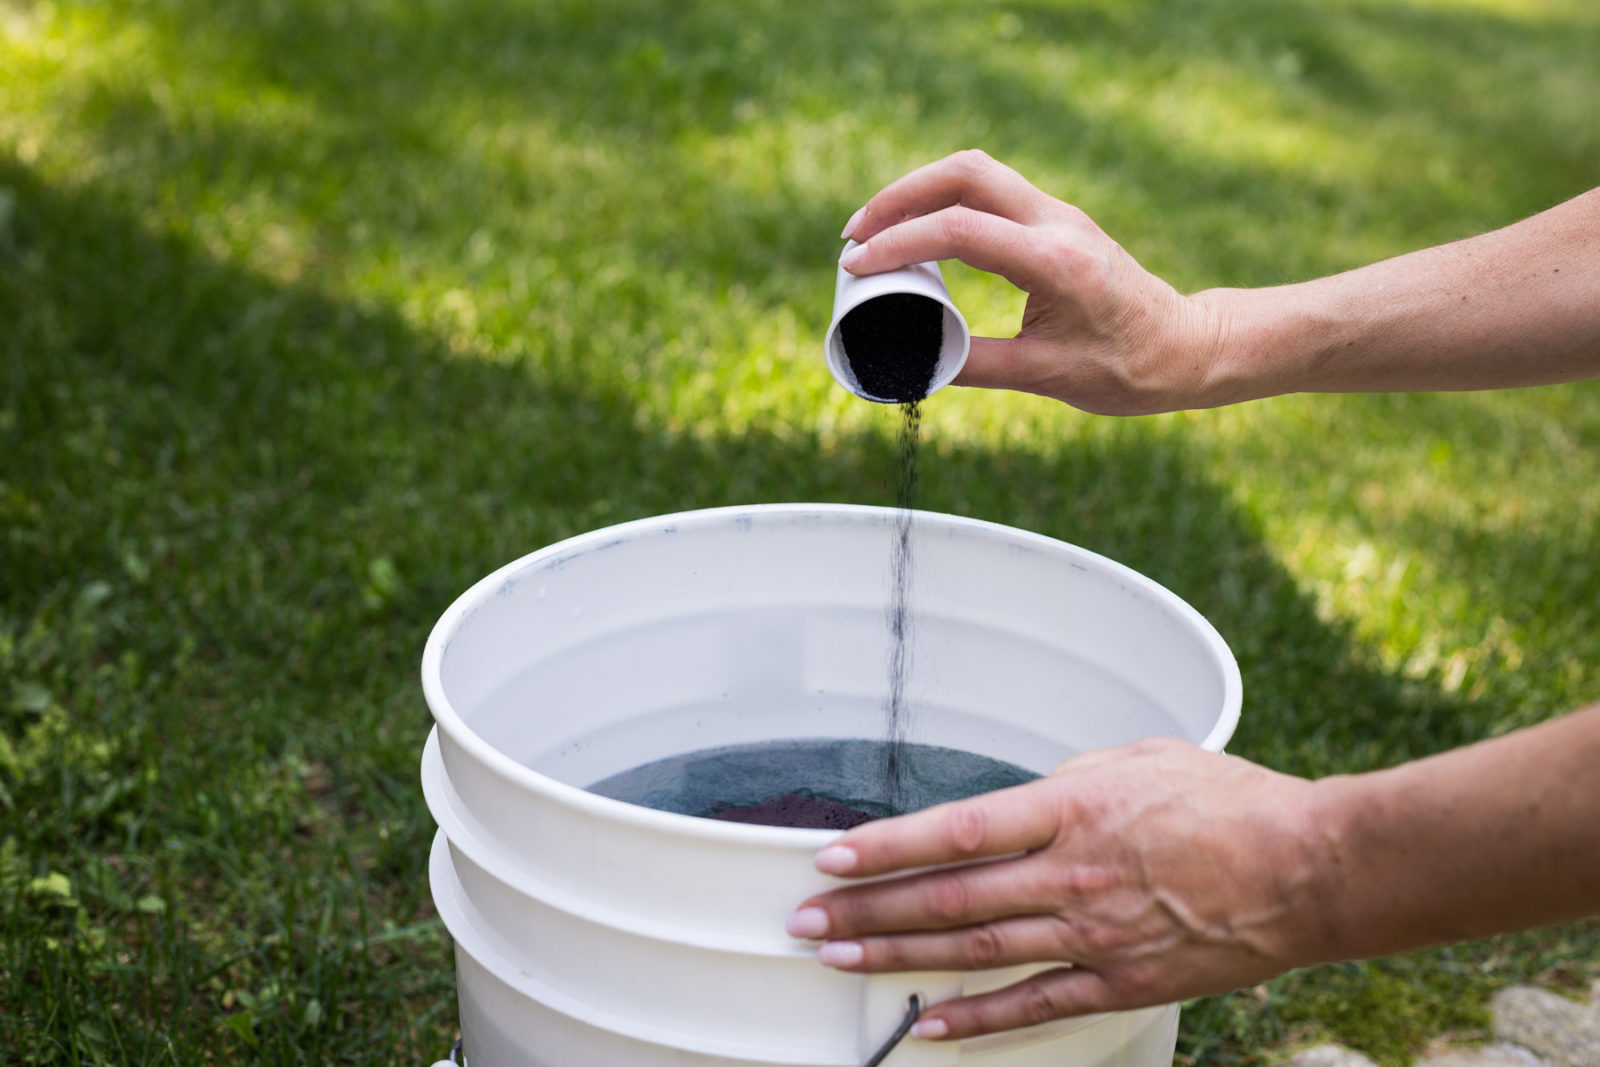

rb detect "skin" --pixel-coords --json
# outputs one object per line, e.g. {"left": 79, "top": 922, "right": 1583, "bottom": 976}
{"left": 790, "top": 150, "right": 1600, "bottom": 1041}
{"left": 835, "top": 150, "right": 1600, "bottom": 414}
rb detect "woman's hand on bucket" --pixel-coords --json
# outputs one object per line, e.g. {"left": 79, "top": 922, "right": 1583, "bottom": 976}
{"left": 837, "top": 150, "right": 1235, "bottom": 416}
{"left": 786, "top": 737, "right": 1324, "bottom": 1041}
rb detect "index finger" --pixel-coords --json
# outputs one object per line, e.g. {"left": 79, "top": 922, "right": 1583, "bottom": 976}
{"left": 845, "top": 150, "right": 1062, "bottom": 243}
{"left": 815, "top": 777, "right": 1064, "bottom": 879}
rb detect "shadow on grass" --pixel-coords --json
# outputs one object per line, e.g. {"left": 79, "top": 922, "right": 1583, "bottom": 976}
{"left": 2, "top": 136, "right": 1557, "bottom": 1064}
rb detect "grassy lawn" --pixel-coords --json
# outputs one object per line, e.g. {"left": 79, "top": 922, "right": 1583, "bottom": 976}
{"left": 3, "top": 0, "right": 1598, "bottom": 1063}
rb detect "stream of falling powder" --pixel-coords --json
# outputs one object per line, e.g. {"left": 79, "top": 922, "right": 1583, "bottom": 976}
{"left": 883, "top": 398, "right": 921, "bottom": 810}
{"left": 836, "top": 291, "right": 944, "bottom": 815}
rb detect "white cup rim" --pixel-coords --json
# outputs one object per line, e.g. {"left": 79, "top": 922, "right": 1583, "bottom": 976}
{"left": 824, "top": 250, "right": 971, "bottom": 403}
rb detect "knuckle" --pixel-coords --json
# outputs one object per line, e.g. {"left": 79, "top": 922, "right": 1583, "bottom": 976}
{"left": 1039, "top": 228, "right": 1093, "bottom": 281}
{"left": 1044, "top": 911, "right": 1083, "bottom": 949}
{"left": 1081, "top": 924, "right": 1120, "bottom": 958}
{"left": 964, "top": 923, "right": 1008, "bottom": 969}
{"left": 866, "top": 936, "right": 907, "bottom": 970}
{"left": 1046, "top": 909, "right": 1117, "bottom": 964}
{"left": 937, "top": 205, "right": 985, "bottom": 247}
{"left": 1111, "top": 964, "right": 1159, "bottom": 1004}
{"left": 1060, "top": 862, "right": 1117, "bottom": 898}
{"left": 1020, "top": 982, "right": 1065, "bottom": 1026}
{"left": 927, "top": 877, "right": 973, "bottom": 923}
{"left": 1054, "top": 200, "right": 1093, "bottom": 228}
{"left": 944, "top": 804, "right": 989, "bottom": 855}
{"left": 950, "top": 147, "right": 995, "bottom": 178}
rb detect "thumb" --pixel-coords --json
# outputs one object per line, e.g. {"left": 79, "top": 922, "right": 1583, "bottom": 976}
{"left": 952, "top": 335, "right": 1055, "bottom": 394}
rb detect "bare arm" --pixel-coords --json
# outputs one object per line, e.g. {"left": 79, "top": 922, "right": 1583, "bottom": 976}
{"left": 789, "top": 704, "right": 1600, "bottom": 1041}
{"left": 1202, "top": 188, "right": 1600, "bottom": 403}
{"left": 1311, "top": 702, "right": 1600, "bottom": 961}
{"left": 841, "top": 151, "right": 1600, "bottom": 412}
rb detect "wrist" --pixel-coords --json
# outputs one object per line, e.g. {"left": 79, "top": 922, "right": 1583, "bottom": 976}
{"left": 1294, "top": 767, "right": 1450, "bottom": 966}
{"left": 1188, "top": 284, "right": 1333, "bottom": 406}
{"left": 1255, "top": 771, "right": 1361, "bottom": 971}
{"left": 1293, "top": 772, "right": 1370, "bottom": 964}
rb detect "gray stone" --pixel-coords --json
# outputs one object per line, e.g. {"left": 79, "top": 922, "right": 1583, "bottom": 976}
{"left": 1417, "top": 1043, "right": 1547, "bottom": 1067}
{"left": 1492, "top": 985, "right": 1600, "bottom": 1067}
{"left": 1282, "top": 1045, "right": 1381, "bottom": 1067}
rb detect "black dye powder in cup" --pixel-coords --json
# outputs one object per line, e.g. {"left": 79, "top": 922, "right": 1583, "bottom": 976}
{"left": 837, "top": 292, "right": 945, "bottom": 403}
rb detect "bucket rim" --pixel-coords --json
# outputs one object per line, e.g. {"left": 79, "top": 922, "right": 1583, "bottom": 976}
{"left": 419, "top": 503, "right": 1243, "bottom": 844}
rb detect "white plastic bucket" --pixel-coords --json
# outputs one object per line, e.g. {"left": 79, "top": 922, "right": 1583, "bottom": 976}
{"left": 421, "top": 504, "right": 1241, "bottom": 1066}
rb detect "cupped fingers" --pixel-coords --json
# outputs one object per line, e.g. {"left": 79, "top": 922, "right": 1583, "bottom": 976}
{"left": 841, "top": 206, "right": 1051, "bottom": 290}
{"left": 909, "top": 967, "right": 1118, "bottom": 1041}
{"left": 816, "top": 914, "right": 1085, "bottom": 974}
{"left": 845, "top": 150, "right": 1060, "bottom": 242}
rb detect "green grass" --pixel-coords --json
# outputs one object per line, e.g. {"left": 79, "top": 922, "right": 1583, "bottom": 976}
{"left": 3, "top": 0, "right": 1599, "bottom": 1062}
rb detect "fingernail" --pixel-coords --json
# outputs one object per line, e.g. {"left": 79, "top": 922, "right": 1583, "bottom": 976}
{"left": 840, "top": 207, "right": 865, "bottom": 240}
{"left": 786, "top": 907, "right": 829, "bottom": 939}
{"left": 817, "top": 940, "right": 863, "bottom": 968}
{"left": 838, "top": 242, "right": 867, "bottom": 272}
{"left": 814, "top": 845, "right": 857, "bottom": 874}
{"left": 911, "top": 1018, "right": 950, "bottom": 1040}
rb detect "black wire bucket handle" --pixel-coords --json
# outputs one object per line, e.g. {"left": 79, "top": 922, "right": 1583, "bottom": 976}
{"left": 863, "top": 994, "right": 924, "bottom": 1067}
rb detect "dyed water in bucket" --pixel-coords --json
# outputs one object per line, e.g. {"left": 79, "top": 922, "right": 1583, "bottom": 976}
{"left": 421, "top": 504, "right": 1241, "bottom": 1067}
{"left": 587, "top": 737, "right": 1041, "bottom": 827}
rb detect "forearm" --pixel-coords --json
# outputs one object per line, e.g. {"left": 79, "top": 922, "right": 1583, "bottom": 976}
{"left": 1304, "top": 702, "right": 1600, "bottom": 964}
{"left": 1198, "top": 187, "right": 1600, "bottom": 403}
